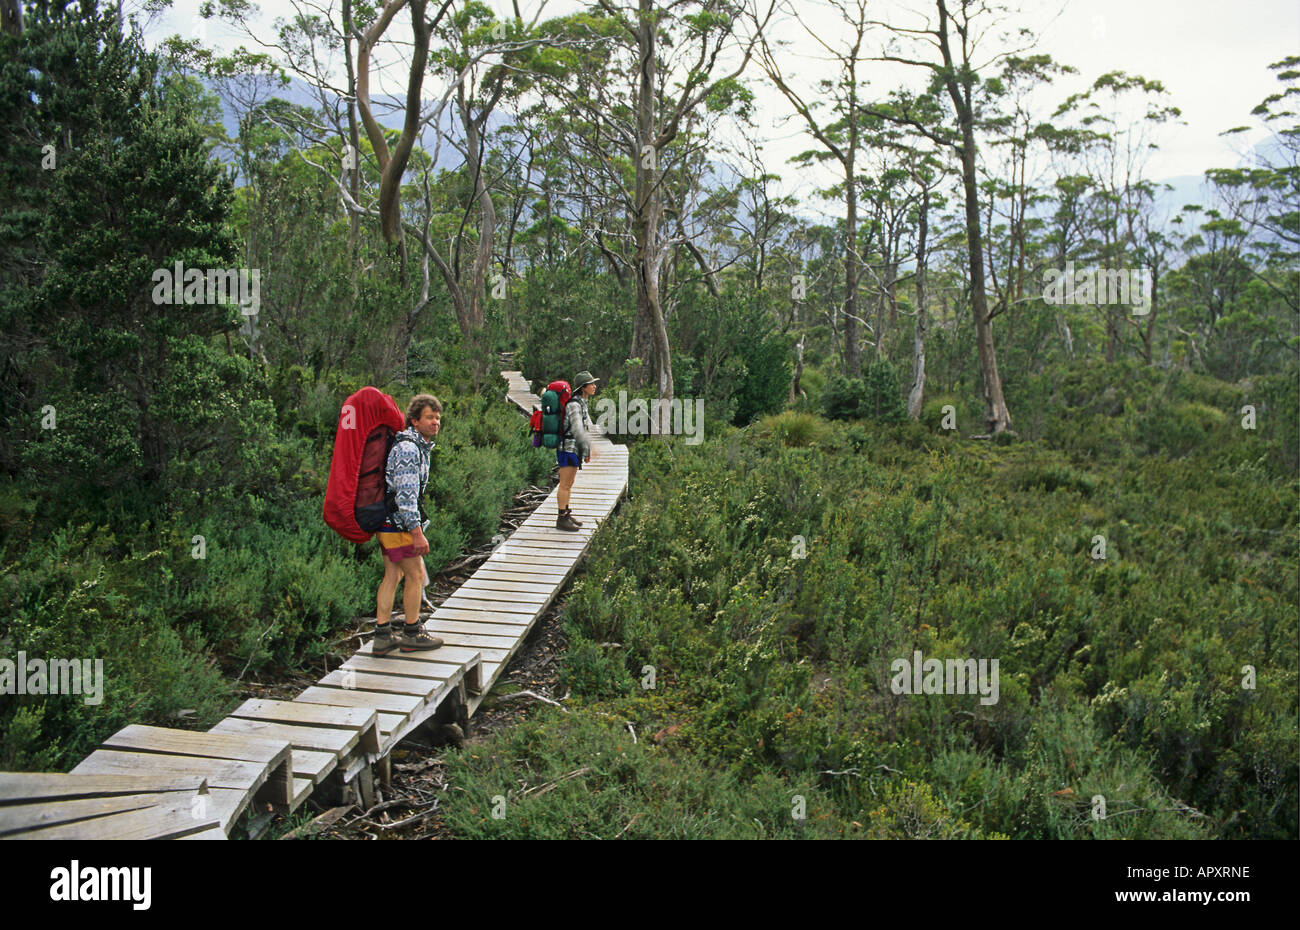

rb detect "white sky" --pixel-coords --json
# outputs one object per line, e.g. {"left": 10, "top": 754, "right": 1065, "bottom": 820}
{"left": 147, "top": 0, "right": 1298, "bottom": 207}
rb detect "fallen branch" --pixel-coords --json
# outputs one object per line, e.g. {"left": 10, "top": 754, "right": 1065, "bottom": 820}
{"left": 613, "top": 813, "right": 642, "bottom": 839}
{"left": 280, "top": 804, "right": 354, "bottom": 840}
{"left": 437, "top": 549, "right": 494, "bottom": 574}
{"left": 522, "top": 767, "right": 591, "bottom": 798}
{"left": 495, "top": 689, "right": 567, "bottom": 711}
{"left": 371, "top": 799, "right": 440, "bottom": 831}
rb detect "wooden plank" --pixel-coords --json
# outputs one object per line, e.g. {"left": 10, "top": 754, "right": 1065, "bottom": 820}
{"left": 432, "top": 607, "right": 534, "bottom": 625}
{"left": 295, "top": 686, "right": 421, "bottom": 717}
{"left": 290, "top": 777, "right": 313, "bottom": 811}
{"left": 370, "top": 637, "right": 509, "bottom": 663}
{"left": 483, "top": 551, "right": 578, "bottom": 568}
{"left": 0, "top": 794, "right": 176, "bottom": 836}
{"left": 456, "top": 578, "right": 557, "bottom": 595}
{"left": 72, "top": 750, "right": 268, "bottom": 792}
{"left": 103, "top": 724, "right": 290, "bottom": 766}
{"left": 176, "top": 824, "right": 227, "bottom": 840}
{"left": 284, "top": 749, "right": 336, "bottom": 784}
{"left": 209, "top": 718, "right": 357, "bottom": 756}
{"left": 422, "top": 618, "right": 534, "bottom": 638}
{"left": 230, "top": 699, "right": 377, "bottom": 731}
{"left": 100, "top": 725, "right": 292, "bottom": 811}
{"left": 444, "top": 587, "right": 553, "bottom": 604}
{"left": 358, "top": 649, "right": 484, "bottom": 694}
{"left": 471, "top": 568, "right": 574, "bottom": 585}
{"left": 0, "top": 773, "right": 206, "bottom": 804}
{"left": 10, "top": 798, "right": 221, "bottom": 840}
{"left": 318, "top": 668, "right": 442, "bottom": 698}
{"left": 499, "top": 538, "right": 595, "bottom": 554}
{"left": 357, "top": 642, "right": 492, "bottom": 665}
{"left": 229, "top": 699, "right": 380, "bottom": 755}
{"left": 342, "top": 655, "right": 465, "bottom": 680}
{"left": 504, "top": 532, "right": 592, "bottom": 545}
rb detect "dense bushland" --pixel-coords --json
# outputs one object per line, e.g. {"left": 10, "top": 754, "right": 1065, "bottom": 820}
{"left": 441, "top": 358, "right": 1297, "bottom": 839}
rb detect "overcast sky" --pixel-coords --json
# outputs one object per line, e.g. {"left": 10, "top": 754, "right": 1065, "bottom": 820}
{"left": 147, "top": 0, "right": 1298, "bottom": 206}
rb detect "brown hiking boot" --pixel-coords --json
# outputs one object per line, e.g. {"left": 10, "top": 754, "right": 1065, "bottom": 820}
{"left": 556, "top": 508, "right": 581, "bottom": 532}
{"left": 399, "top": 622, "right": 443, "bottom": 652}
{"left": 566, "top": 509, "right": 584, "bottom": 527}
{"left": 372, "top": 621, "right": 398, "bottom": 656}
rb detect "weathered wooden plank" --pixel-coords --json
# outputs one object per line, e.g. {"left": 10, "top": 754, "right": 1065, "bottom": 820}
{"left": 290, "top": 777, "right": 313, "bottom": 811}
{"left": 485, "top": 551, "right": 584, "bottom": 565}
{"left": 229, "top": 699, "right": 377, "bottom": 732}
{"left": 422, "top": 618, "right": 534, "bottom": 638}
{"left": 376, "top": 637, "right": 509, "bottom": 662}
{"left": 176, "top": 824, "right": 227, "bottom": 840}
{"left": 229, "top": 699, "right": 380, "bottom": 754}
{"left": 318, "top": 668, "right": 442, "bottom": 698}
{"left": 208, "top": 718, "right": 357, "bottom": 756}
{"left": 483, "top": 550, "right": 578, "bottom": 566}
{"left": 504, "top": 532, "right": 592, "bottom": 545}
{"left": 0, "top": 773, "right": 206, "bottom": 803}
{"left": 443, "top": 587, "right": 553, "bottom": 605}
{"left": 100, "top": 725, "right": 293, "bottom": 811}
{"left": 479, "top": 559, "right": 573, "bottom": 576}
{"left": 342, "top": 655, "right": 464, "bottom": 680}
{"left": 103, "top": 725, "right": 290, "bottom": 766}
{"left": 0, "top": 794, "right": 175, "bottom": 836}
{"left": 455, "top": 578, "right": 557, "bottom": 595}
{"left": 432, "top": 606, "right": 535, "bottom": 625}
{"left": 10, "top": 798, "right": 221, "bottom": 840}
{"left": 295, "top": 686, "right": 420, "bottom": 717}
{"left": 71, "top": 750, "right": 267, "bottom": 792}
{"left": 471, "top": 568, "right": 573, "bottom": 585}
{"left": 357, "top": 642, "right": 491, "bottom": 665}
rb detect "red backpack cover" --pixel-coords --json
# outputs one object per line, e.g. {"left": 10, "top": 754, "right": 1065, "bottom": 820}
{"left": 324, "top": 387, "right": 406, "bottom": 543}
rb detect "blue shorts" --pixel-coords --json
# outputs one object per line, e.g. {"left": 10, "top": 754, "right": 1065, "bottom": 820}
{"left": 557, "top": 451, "right": 582, "bottom": 469}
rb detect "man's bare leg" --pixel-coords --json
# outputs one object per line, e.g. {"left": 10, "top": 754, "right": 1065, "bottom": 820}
{"left": 376, "top": 557, "right": 403, "bottom": 626}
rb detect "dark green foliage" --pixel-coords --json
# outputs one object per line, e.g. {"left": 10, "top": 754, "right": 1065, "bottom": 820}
{"left": 821, "top": 361, "right": 907, "bottom": 423}
{"left": 437, "top": 368, "right": 1296, "bottom": 838}
{"left": 514, "top": 263, "right": 632, "bottom": 387}
{"left": 672, "top": 288, "right": 792, "bottom": 426}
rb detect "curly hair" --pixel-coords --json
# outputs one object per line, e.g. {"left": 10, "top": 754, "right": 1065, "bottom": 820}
{"left": 406, "top": 393, "right": 442, "bottom": 426}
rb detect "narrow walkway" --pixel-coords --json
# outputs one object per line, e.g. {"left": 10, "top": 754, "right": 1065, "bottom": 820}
{"left": 0, "top": 371, "right": 628, "bottom": 839}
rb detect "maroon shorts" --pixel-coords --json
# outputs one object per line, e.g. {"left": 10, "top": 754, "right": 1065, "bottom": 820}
{"left": 376, "top": 531, "right": 418, "bottom": 563}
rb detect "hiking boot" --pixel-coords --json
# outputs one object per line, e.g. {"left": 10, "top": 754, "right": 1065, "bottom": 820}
{"left": 556, "top": 508, "right": 581, "bottom": 532}
{"left": 565, "top": 508, "right": 584, "bottom": 527}
{"left": 399, "top": 622, "right": 444, "bottom": 652}
{"left": 372, "top": 622, "right": 398, "bottom": 656}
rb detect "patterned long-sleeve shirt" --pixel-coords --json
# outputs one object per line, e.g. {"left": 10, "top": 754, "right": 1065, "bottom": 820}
{"left": 384, "top": 427, "right": 433, "bottom": 531}
{"left": 561, "top": 396, "right": 592, "bottom": 459}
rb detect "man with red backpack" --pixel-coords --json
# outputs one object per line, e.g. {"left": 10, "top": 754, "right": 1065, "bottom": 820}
{"left": 373, "top": 394, "right": 445, "bottom": 654}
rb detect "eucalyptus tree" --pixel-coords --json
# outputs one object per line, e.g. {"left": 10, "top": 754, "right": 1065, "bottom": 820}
{"left": 539, "top": 0, "right": 771, "bottom": 410}
{"left": 1209, "top": 56, "right": 1299, "bottom": 316}
{"left": 857, "top": 0, "right": 1038, "bottom": 434}
{"left": 1052, "top": 71, "right": 1181, "bottom": 362}
{"left": 756, "top": 0, "right": 872, "bottom": 377}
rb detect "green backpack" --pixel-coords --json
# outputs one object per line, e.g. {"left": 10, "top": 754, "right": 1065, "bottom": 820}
{"left": 536, "top": 380, "right": 572, "bottom": 449}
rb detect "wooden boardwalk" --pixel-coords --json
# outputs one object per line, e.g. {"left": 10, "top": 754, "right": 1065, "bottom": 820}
{"left": 0, "top": 371, "right": 627, "bottom": 839}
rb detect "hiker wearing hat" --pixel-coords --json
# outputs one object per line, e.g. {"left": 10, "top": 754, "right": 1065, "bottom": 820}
{"left": 556, "top": 370, "right": 599, "bottom": 531}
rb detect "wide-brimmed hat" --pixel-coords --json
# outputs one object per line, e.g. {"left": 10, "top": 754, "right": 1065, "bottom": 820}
{"left": 573, "top": 370, "right": 599, "bottom": 390}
